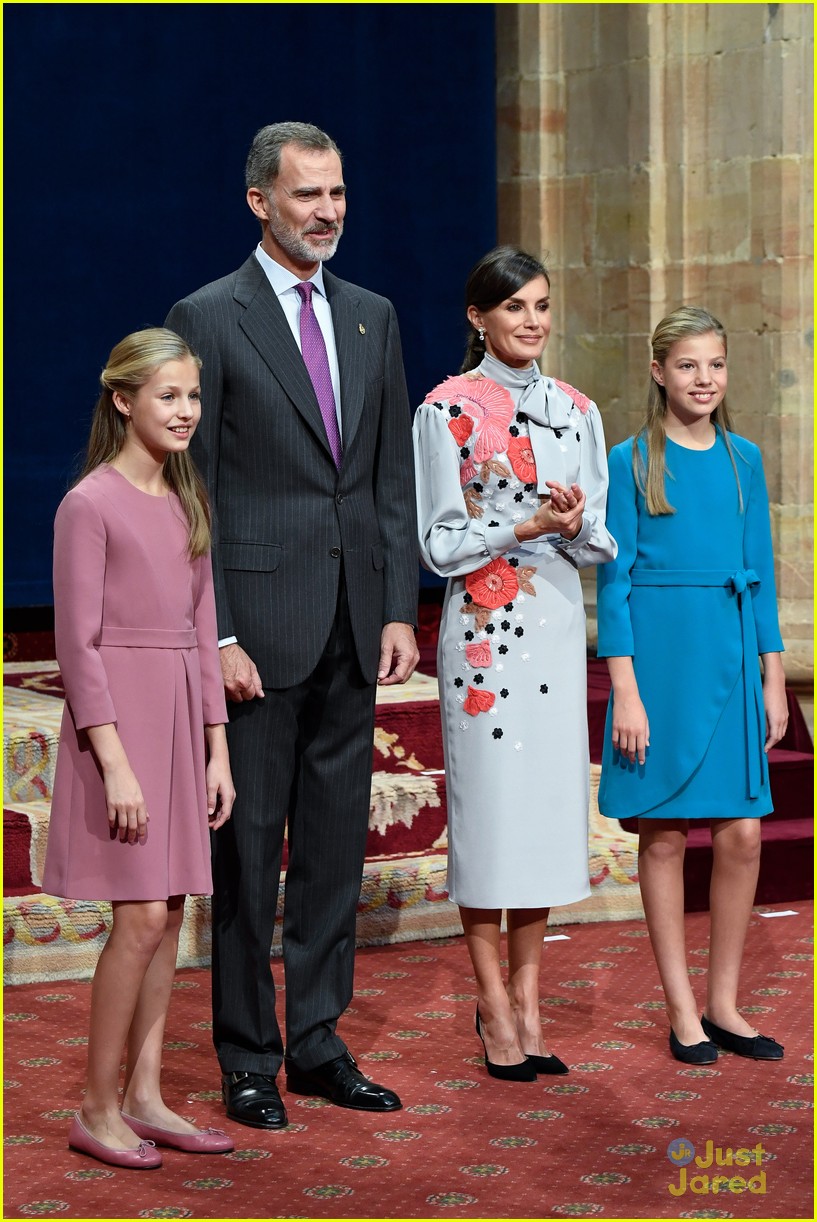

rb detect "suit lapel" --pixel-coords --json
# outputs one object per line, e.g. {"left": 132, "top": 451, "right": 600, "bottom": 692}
{"left": 324, "top": 270, "right": 366, "bottom": 455}
{"left": 234, "top": 256, "right": 334, "bottom": 462}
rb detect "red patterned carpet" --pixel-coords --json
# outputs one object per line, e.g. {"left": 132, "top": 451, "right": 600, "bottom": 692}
{"left": 3, "top": 903, "right": 812, "bottom": 1220}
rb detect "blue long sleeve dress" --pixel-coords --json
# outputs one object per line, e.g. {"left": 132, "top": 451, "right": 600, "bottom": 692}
{"left": 597, "top": 429, "right": 784, "bottom": 821}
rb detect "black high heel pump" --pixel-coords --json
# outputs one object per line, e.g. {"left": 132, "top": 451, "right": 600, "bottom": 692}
{"left": 475, "top": 1007, "right": 536, "bottom": 1082}
{"left": 525, "top": 1051, "right": 570, "bottom": 1075}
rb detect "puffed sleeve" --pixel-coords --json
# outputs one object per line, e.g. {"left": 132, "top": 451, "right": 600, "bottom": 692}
{"left": 742, "top": 446, "right": 785, "bottom": 654}
{"left": 596, "top": 441, "right": 639, "bottom": 658}
{"left": 413, "top": 403, "right": 518, "bottom": 577}
{"left": 553, "top": 402, "right": 617, "bottom": 568}
{"left": 192, "top": 551, "right": 229, "bottom": 725}
{"left": 53, "top": 488, "right": 117, "bottom": 729}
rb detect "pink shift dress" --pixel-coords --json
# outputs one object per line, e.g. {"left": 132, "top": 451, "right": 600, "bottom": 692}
{"left": 42, "top": 464, "right": 228, "bottom": 901}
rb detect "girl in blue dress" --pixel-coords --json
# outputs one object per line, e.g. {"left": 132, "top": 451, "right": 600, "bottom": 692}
{"left": 597, "top": 307, "right": 789, "bottom": 1064}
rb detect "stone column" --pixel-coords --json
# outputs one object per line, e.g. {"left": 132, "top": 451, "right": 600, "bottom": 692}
{"left": 497, "top": 3, "right": 813, "bottom": 678}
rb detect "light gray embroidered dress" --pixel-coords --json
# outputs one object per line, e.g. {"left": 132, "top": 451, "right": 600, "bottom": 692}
{"left": 413, "top": 353, "right": 617, "bottom": 907}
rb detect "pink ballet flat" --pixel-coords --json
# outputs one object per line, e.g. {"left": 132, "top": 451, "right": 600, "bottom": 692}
{"left": 68, "top": 1113, "right": 162, "bottom": 1169}
{"left": 121, "top": 1112, "right": 235, "bottom": 1153}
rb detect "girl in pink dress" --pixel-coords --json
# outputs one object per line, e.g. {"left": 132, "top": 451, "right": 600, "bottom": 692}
{"left": 43, "top": 328, "right": 236, "bottom": 1168}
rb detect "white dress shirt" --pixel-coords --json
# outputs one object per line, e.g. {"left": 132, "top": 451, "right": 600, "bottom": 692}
{"left": 254, "top": 244, "right": 343, "bottom": 427}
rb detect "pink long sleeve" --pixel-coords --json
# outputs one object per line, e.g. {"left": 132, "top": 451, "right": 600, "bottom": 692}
{"left": 53, "top": 488, "right": 118, "bottom": 729}
{"left": 192, "top": 550, "right": 229, "bottom": 726}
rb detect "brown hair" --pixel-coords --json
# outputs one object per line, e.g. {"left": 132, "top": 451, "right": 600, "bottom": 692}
{"left": 635, "top": 305, "right": 743, "bottom": 515}
{"left": 80, "top": 328, "right": 211, "bottom": 556}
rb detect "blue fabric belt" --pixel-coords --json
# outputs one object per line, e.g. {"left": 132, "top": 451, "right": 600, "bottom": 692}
{"left": 629, "top": 567, "right": 762, "bottom": 797}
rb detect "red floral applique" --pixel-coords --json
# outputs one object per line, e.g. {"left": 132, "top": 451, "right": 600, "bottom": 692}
{"left": 465, "top": 640, "right": 493, "bottom": 668}
{"left": 507, "top": 436, "right": 537, "bottom": 483}
{"left": 465, "top": 557, "right": 519, "bottom": 610}
{"left": 553, "top": 379, "right": 591, "bottom": 414}
{"left": 448, "top": 415, "right": 474, "bottom": 446}
{"left": 463, "top": 685, "right": 496, "bottom": 716}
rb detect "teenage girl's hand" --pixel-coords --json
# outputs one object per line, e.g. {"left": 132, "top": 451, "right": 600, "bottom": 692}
{"left": 205, "top": 760, "right": 236, "bottom": 830}
{"left": 761, "top": 652, "right": 789, "bottom": 751}
{"left": 605, "top": 658, "right": 650, "bottom": 766}
{"left": 611, "top": 694, "right": 651, "bottom": 765}
{"left": 514, "top": 482, "right": 586, "bottom": 543}
{"left": 102, "top": 759, "right": 149, "bottom": 844}
{"left": 85, "top": 724, "right": 149, "bottom": 844}
{"left": 205, "top": 725, "right": 235, "bottom": 830}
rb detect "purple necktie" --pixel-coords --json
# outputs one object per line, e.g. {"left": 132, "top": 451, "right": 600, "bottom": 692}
{"left": 296, "top": 281, "right": 343, "bottom": 468}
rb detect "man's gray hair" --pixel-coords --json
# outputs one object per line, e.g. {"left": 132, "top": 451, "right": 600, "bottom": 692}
{"left": 245, "top": 122, "right": 343, "bottom": 192}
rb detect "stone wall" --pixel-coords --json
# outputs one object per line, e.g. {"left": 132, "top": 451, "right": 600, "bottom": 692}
{"left": 497, "top": 2, "right": 813, "bottom": 678}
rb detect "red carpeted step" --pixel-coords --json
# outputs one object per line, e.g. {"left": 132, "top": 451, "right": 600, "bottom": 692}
{"left": 3, "top": 810, "right": 39, "bottom": 896}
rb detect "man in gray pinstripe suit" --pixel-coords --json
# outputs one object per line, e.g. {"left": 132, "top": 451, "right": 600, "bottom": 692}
{"left": 166, "top": 122, "right": 419, "bottom": 1128}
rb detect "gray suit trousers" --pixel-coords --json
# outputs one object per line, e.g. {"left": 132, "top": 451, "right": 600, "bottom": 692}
{"left": 211, "top": 577, "right": 377, "bottom": 1073}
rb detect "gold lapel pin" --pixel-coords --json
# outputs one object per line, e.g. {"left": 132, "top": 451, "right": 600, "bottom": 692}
{"left": 358, "top": 323, "right": 366, "bottom": 335}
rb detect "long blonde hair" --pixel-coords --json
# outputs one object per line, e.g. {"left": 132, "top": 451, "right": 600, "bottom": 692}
{"left": 80, "top": 327, "right": 211, "bottom": 556}
{"left": 635, "top": 306, "right": 744, "bottom": 515}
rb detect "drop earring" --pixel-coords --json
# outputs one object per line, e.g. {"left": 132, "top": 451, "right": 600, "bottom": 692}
{"left": 478, "top": 327, "right": 485, "bottom": 342}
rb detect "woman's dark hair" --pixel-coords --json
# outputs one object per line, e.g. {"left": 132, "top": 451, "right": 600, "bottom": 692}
{"left": 461, "top": 246, "right": 550, "bottom": 372}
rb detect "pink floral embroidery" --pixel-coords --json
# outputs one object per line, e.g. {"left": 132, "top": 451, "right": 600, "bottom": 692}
{"left": 465, "top": 640, "right": 493, "bottom": 669}
{"left": 465, "top": 557, "right": 519, "bottom": 610}
{"left": 425, "top": 375, "right": 514, "bottom": 462}
{"left": 507, "top": 435, "right": 537, "bottom": 484}
{"left": 553, "top": 379, "right": 591, "bottom": 414}
{"left": 459, "top": 458, "right": 477, "bottom": 487}
{"left": 463, "top": 685, "right": 496, "bottom": 716}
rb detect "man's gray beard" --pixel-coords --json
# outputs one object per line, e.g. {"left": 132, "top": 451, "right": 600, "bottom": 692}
{"left": 269, "top": 214, "right": 342, "bottom": 264}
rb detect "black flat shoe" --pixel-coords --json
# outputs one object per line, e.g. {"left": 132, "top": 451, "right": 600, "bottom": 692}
{"left": 475, "top": 1008, "right": 536, "bottom": 1082}
{"left": 222, "top": 1070, "right": 288, "bottom": 1129}
{"left": 285, "top": 1052, "right": 402, "bottom": 1111}
{"left": 526, "top": 1052, "right": 569, "bottom": 1075}
{"left": 669, "top": 1028, "right": 718, "bottom": 1064}
{"left": 701, "top": 1015, "right": 784, "bottom": 1060}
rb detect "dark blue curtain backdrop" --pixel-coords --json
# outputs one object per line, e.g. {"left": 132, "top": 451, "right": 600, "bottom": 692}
{"left": 5, "top": 3, "right": 496, "bottom": 606}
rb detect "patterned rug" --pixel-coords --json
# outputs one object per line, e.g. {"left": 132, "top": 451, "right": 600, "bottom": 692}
{"left": 2, "top": 903, "right": 812, "bottom": 1220}
{"left": 3, "top": 664, "right": 648, "bottom": 986}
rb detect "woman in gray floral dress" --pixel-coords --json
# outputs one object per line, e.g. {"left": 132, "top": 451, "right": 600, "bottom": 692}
{"left": 413, "top": 247, "right": 616, "bottom": 1080}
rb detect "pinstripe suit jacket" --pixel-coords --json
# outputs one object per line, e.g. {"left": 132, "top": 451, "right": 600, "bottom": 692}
{"left": 166, "top": 254, "right": 417, "bottom": 688}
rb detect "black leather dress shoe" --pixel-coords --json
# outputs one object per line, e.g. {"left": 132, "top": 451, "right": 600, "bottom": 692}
{"left": 701, "top": 1015, "right": 784, "bottom": 1060}
{"left": 222, "top": 1071, "right": 288, "bottom": 1129}
{"left": 285, "top": 1052, "right": 402, "bottom": 1111}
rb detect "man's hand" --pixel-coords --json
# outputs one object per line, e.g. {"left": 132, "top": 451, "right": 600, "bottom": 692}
{"left": 377, "top": 621, "right": 420, "bottom": 686}
{"left": 220, "top": 643, "right": 265, "bottom": 702}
